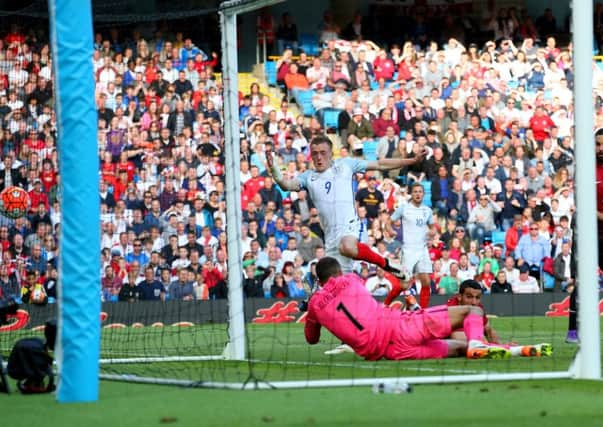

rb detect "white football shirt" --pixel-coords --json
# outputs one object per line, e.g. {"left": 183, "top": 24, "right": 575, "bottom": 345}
{"left": 391, "top": 201, "right": 433, "bottom": 248}
{"left": 298, "top": 158, "right": 367, "bottom": 245}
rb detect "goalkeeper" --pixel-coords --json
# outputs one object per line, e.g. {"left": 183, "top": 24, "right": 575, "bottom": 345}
{"left": 305, "top": 257, "right": 552, "bottom": 360}
{"left": 305, "top": 257, "right": 511, "bottom": 360}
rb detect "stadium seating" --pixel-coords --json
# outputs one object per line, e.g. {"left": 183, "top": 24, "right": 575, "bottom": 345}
{"left": 265, "top": 61, "right": 277, "bottom": 86}
{"left": 295, "top": 89, "right": 316, "bottom": 117}
{"left": 491, "top": 230, "right": 506, "bottom": 247}
{"left": 421, "top": 180, "right": 432, "bottom": 207}
{"left": 323, "top": 109, "right": 341, "bottom": 133}
{"left": 362, "top": 140, "right": 378, "bottom": 161}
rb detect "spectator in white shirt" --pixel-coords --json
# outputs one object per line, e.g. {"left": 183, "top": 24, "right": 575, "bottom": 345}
{"left": 511, "top": 263, "right": 540, "bottom": 293}
{"left": 365, "top": 267, "right": 393, "bottom": 297}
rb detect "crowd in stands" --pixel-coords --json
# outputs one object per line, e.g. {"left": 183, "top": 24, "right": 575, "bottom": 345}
{"left": 0, "top": 4, "right": 598, "bottom": 307}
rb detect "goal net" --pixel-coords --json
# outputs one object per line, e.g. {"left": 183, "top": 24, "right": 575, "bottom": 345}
{"left": 0, "top": 289, "right": 587, "bottom": 389}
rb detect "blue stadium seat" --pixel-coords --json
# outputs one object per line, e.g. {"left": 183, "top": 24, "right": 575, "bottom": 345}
{"left": 491, "top": 230, "right": 506, "bottom": 254}
{"left": 323, "top": 109, "right": 341, "bottom": 132}
{"left": 295, "top": 89, "right": 314, "bottom": 104}
{"left": 363, "top": 140, "right": 378, "bottom": 161}
{"left": 295, "top": 89, "right": 316, "bottom": 117}
{"left": 265, "top": 61, "right": 277, "bottom": 86}
{"left": 491, "top": 230, "right": 505, "bottom": 246}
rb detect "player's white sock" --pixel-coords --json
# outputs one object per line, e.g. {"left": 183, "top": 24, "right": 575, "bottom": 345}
{"left": 509, "top": 346, "right": 522, "bottom": 356}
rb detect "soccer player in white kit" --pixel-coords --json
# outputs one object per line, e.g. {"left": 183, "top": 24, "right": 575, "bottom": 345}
{"left": 387, "top": 183, "right": 437, "bottom": 308}
{"left": 267, "top": 135, "right": 425, "bottom": 277}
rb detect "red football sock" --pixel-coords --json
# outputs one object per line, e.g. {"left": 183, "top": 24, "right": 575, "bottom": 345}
{"left": 383, "top": 272, "right": 402, "bottom": 306}
{"left": 354, "top": 242, "right": 386, "bottom": 268}
{"left": 463, "top": 313, "right": 485, "bottom": 342}
{"left": 419, "top": 285, "right": 430, "bottom": 308}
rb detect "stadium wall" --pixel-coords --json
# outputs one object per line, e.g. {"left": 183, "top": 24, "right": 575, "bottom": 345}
{"left": 0, "top": 293, "right": 598, "bottom": 333}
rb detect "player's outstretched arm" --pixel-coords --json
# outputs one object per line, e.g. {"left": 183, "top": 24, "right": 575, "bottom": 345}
{"left": 266, "top": 150, "right": 302, "bottom": 191}
{"left": 304, "top": 309, "right": 322, "bottom": 344}
{"left": 365, "top": 148, "right": 427, "bottom": 171}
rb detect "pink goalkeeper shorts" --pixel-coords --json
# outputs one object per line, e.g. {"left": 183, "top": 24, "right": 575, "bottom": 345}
{"left": 384, "top": 305, "right": 452, "bottom": 360}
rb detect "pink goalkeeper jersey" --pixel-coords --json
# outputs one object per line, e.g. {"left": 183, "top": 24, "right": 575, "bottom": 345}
{"left": 305, "top": 273, "right": 404, "bottom": 360}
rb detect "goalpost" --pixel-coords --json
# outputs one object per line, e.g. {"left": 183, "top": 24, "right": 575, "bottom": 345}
{"left": 207, "top": 0, "right": 599, "bottom": 388}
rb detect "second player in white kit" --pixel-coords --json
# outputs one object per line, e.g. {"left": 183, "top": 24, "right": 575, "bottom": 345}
{"left": 389, "top": 183, "right": 436, "bottom": 308}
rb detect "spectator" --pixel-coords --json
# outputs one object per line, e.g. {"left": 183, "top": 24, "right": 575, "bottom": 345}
{"left": 355, "top": 176, "right": 384, "bottom": 221}
{"left": 201, "top": 259, "right": 225, "bottom": 299}
{"left": 168, "top": 267, "right": 195, "bottom": 301}
{"left": 496, "top": 178, "right": 526, "bottom": 231}
{"left": 125, "top": 239, "right": 150, "bottom": 268}
{"left": 466, "top": 192, "right": 501, "bottom": 244}
{"left": 456, "top": 253, "right": 476, "bottom": 282}
{"left": 372, "top": 108, "right": 399, "bottom": 137}
{"left": 243, "top": 263, "right": 269, "bottom": 298}
{"left": 438, "top": 262, "right": 461, "bottom": 295}
{"left": 0, "top": 263, "right": 19, "bottom": 300}
{"left": 553, "top": 241, "right": 575, "bottom": 292}
{"left": 291, "top": 189, "right": 314, "bottom": 223}
{"left": 287, "top": 268, "right": 307, "bottom": 298}
{"left": 491, "top": 271, "right": 513, "bottom": 293}
{"left": 138, "top": 266, "right": 166, "bottom": 301}
{"left": 511, "top": 263, "right": 540, "bottom": 293}
{"left": 365, "top": 267, "right": 393, "bottom": 297}
{"left": 515, "top": 221, "right": 551, "bottom": 281}
{"left": 284, "top": 63, "right": 309, "bottom": 90}
{"left": 347, "top": 108, "right": 374, "bottom": 155}
{"left": 259, "top": 176, "right": 283, "bottom": 212}
{"left": 475, "top": 261, "right": 495, "bottom": 293}
{"left": 118, "top": 273, "right": 142, "bottom": 302}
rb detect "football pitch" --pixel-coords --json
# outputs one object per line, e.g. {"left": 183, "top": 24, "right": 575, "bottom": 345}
{"left": 2, "top": 316, "right": 603, "bottom": 426}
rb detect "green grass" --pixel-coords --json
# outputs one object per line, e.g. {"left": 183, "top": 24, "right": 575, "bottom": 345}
{"left": 2, "top": 379, "right": 603, "bottom": 426}
{"left": 2, "top": 316, "right": 602, "bottom": 426}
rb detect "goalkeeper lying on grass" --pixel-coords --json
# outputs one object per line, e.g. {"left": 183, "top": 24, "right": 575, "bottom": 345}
{"left": 304, "top": 257, "right": 552, "bottom": 360}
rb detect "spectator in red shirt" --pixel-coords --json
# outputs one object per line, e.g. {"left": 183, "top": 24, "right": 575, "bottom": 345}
{"left": 373, "top": 49, "right": 395, "bottom": 81}
{"left": 529, "top": 106, "right": 555, "bottom": 143}
{"left": 371, "top": 108, "right": 400, "bottom": 137}
{"left": 100, "top": 151, "right": 116, "bottom": 187}
{"left": 242, "top": 165, "right": 265, "bottom": 207}
{"left": 39, "top": 159, "right": 56, "bottom": 194}
{"left": 28, "top": 179, "right": 49, "bottom": 214}
{"left": 115, "top": 151, "right": 136, "bottom": 182}
{"left": 201, "top": 259, "right": 225, "bottom": 299}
